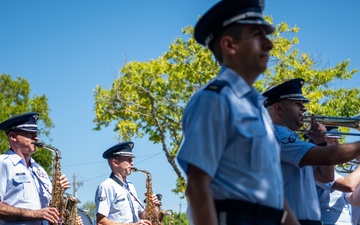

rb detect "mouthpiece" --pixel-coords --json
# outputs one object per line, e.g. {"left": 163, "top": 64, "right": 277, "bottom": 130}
{"left": 302, "top": 112, "right": 312, "bottom": 119}
{"left": 32, "top": 142, "right": 44, "bottom": 147}
{"left": 131, "top": 167, "right": 139, "bottom": 172}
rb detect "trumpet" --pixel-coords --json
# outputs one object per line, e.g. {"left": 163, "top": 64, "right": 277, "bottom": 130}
{"left": 302, "top": 114, "right": 360, "bottom": 135}
{"left": 302, "top": 115, "right": 360, "bottom": 173}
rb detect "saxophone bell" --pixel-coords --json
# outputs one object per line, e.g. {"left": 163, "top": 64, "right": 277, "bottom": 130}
{"left": 64, "top": 193, "right": 81, "bottom": 225}
{"left": 132, "top": 167, "right": 174, "bottom": 225}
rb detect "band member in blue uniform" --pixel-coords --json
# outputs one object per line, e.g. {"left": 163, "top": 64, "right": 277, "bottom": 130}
{"left": 0, "top": 112, "right": 70, "bottom": 225}
{"left": 263, "top": 78, "right": 360, "bottom": 225}
{"left": 95, "top": 141, "right": 160, "bottom": 225}
{"left": 176, "top": 0, "right": 299, "bottom": 224}
{"left": 315, "top": 126, "right": 360, "bottom": 225}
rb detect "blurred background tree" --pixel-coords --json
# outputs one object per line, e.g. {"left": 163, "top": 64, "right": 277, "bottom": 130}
{"left": 93, "top": 19, "right": 359, "bottom": 197}
{"left": 0, "top": 73, "right": 54, "bottom": 174}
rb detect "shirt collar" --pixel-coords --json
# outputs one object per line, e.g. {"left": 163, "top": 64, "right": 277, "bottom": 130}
{"left": 6, "top": 149, "right": 35, "bottom": 166}
{"left": 218, "top": 66, "right": 265, "bottom": 107}
{"left": 274, "top": 124, "right": 299, "bottom": 136}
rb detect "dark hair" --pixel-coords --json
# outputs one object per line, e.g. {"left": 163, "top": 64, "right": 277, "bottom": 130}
{"left": 5, "top": 128, "right": 15, "bottom": 135}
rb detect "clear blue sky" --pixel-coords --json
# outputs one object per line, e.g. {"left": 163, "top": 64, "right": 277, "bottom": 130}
{"left": 1, "top": 0, "right": 359, "bottom": 217}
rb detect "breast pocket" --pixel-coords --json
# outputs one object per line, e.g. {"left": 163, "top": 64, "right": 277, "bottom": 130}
{"left": 235, "top": 116, "right": 268, "bottom": 171}
{"left": 12, "top": 174, "right": 31, "bottom": 199}
{"left": 113, "top": 197, "right": 128, "bottom": 213}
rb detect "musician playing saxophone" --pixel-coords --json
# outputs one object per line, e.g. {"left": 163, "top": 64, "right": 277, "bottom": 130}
{"left": 0, "top": 112, "right": 71, "bottom": 225}
{"left": 95, "top": 141, "right": 160, "bottom": 225}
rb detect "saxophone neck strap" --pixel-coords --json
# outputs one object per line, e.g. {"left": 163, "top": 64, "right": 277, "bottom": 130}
{"left": 109, "top": 172, "right": 145, "bottom": 209}
{"left": 109, "top": 172, "right": 125, "bottom": 187}
{"left": 30, "top": 164, "right": 51, "bottom": 196}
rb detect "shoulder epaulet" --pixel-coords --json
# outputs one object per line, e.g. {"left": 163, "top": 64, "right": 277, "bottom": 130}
{"left": 204, "top": 80, "right": 229, "bottom": 93}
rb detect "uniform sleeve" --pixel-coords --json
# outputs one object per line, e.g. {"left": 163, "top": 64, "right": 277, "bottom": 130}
{"left": 0, "top": 156, "right": 10, "bottom": 201}
{"left": 177, "top": 90, "right": 229, "bottom": 178}
{"left": 95, "top": 184, "right": 111, "bottom": 216}
{"left": 278, "top": 132, "right": 315, "bottom": 167}
{"left": 0, "top": 159, "right": 6, "bottom": 201}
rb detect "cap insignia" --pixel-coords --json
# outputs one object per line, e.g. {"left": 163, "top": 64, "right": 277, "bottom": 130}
{"left": 259, "top": 0, "right": 264, "bottom": 11}
{"left": 33, "top": 114, "right": 39, "bottom": 121}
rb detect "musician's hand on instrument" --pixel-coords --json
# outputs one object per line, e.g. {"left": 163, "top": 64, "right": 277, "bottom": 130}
{"left": 37, "top": 207, "right": 59, "bottom": 223}
{"left": 151, "top": 193, "right": 161, "bottom": 207}
{"left": 135, "top": 219, "right": 152, "bottom": 225}
{"left": 60, "top": 174, "right": 70, "bottom": 190}
{"left": 76, "top": 215, "right": 84, "bottom": 225}
{"left": 307, "top": 114, "right": 327, "bottom": 144}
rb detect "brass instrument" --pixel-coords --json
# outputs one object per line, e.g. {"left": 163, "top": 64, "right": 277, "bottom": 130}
{"left": 303, "top": 115, "right": 360, "bottom": 173}
{"left": 158, "top": 209, "right": 174, "bottom": 225}
{"left": 34, "top": 142, "right": 80, "bottom": 225}
{"left": 65, "top": 193, "right": 81, "bottom": 225}
{"left": 303, "top": 115, "right": 360, "bottom": 132}
{"left": 335, "top": 159, "right": 360, "bottom": 173}
{"left": 131, "top": 167, "right": 174, "bottom": 225}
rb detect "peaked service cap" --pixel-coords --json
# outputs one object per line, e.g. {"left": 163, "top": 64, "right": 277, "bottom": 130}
{"left": 194, "top": 0, "right": 275, "bottom": 47}
{"left": 0, "top": 112, "right": 39, "bottom": 133}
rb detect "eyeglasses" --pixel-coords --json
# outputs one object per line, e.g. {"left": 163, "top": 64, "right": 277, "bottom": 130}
{"left": 14, "top": 130, "right": 38, "bottom": 139}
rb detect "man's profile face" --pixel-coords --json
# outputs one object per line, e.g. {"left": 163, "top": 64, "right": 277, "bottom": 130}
{"left": 112, "top": 155, "right": 134, "bottom": 176}
{"left": 228, "top": 24, "right": 274, "bottom": 76}
{"left": 11, "top": 129, "right": 38, "bottom": 155}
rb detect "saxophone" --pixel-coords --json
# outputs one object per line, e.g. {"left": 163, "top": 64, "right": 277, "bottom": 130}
{"left": 131, "top": 167, "right": 174, "bottom": 225}
{"left": 34, "top": 142, "right": 80, "bottom": 225}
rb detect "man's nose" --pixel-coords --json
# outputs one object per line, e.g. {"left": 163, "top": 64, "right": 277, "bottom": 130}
{"left": 262, "top": 35, "right": 273, "bottom": 51}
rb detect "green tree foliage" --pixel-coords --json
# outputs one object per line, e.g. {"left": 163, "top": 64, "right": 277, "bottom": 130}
{"left": 256, "top": 21, "right": 359, "bottom": 119}
{"left": 162, "top": 212, "right": 190, "bottom": 225}
{"left": 0, "top": 73, "right": 54, "bottom": 174}
{"left": 80, "top": 201, "right": 96, "bottom": 222}
{"left": 93, "top": 19, "right": 359, "bottom": 196}
{"left": 93, "top": 26, "right": 218, "bottom": 197}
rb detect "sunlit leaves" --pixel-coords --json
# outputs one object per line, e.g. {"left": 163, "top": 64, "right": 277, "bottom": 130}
{"left": 93, "top": 20, "right": 359, "bottom": 196}
{"left": 0, "top": 74, "right": 54, "bottom": 174}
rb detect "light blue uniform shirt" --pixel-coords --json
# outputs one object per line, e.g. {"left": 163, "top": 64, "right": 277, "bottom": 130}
{"left": 177, "top": 66, "right": 284, "bottom": 210}
{"left": 316, "top": 172, "right": 352, "bottom": 225}
{"left": 274, "top": 124, "right": 321, "bottom": 220}
{"left": 0, "top": 149, "right": 52, "bottom": 225}
{"left": 351, "top": 205, "right": 360, "bottom": 225}
{"left": 95, "top": 177, "right": 144, "bottom": 223}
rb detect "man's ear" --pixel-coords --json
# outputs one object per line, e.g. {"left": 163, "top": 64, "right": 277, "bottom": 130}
{"left": 220, "top": 36, "right": 236, "bottom": 55}
{"left": 110, "top": 158, "right": 118, "bottom": 167}
{"left": 273, "top": 102, "right": 284, "bottom": 115}
{"left": 8, "top": 132, "right": 16, "bottom": 141}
